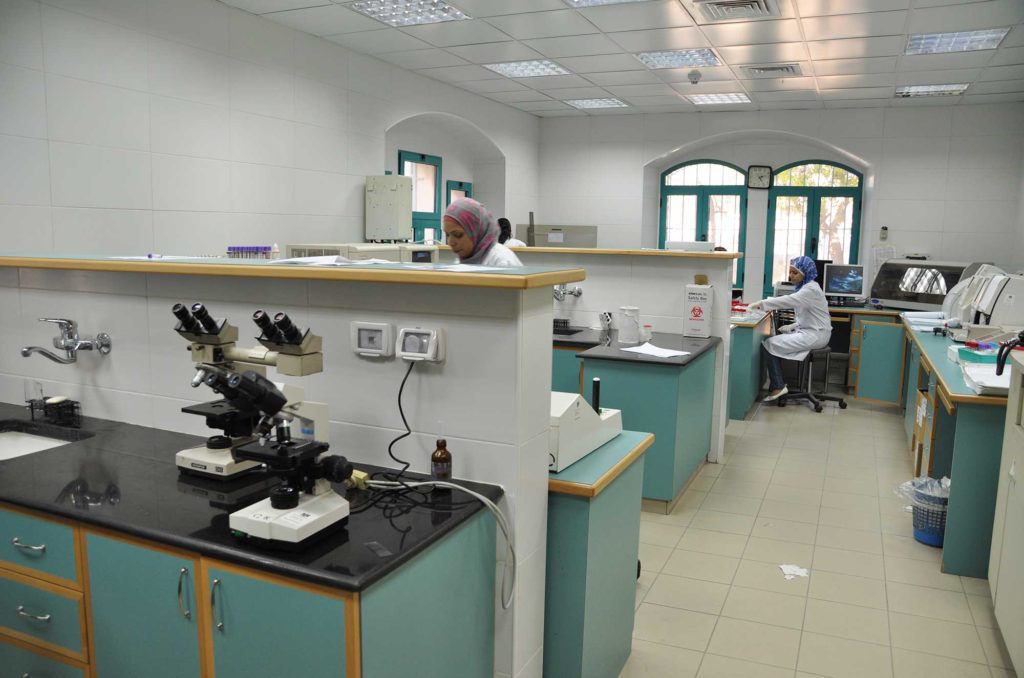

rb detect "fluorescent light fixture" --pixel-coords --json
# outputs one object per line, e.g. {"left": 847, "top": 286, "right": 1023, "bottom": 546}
{"left": 905, "top": 27, "right": 1010, "bottom": 55}
{"left": 484, "top": 60, "right": 569, "bottom": 78}
{"left": 344, "top": 0, "right": 470, "bottom": 27}
{"left": 564, "top": 0, "right": 649, "bottom": 6}
{"left": 566, "top": 98, "right": 629, "bottom": 109}
{"left": 686, "top": 93, "right": 751, "bottom": 105}
{"left": 635, "top": 49, "right": 721, "bottom": 69}
{"left": 895, "top": 83, "right": 969, "bottom": 98}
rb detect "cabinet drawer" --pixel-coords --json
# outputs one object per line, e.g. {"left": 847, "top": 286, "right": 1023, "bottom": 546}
{"left": 0, "top": 638, "right": 85, "bottom": 678}
{"left": 0, "top": 572, "right": 85, "bottom": 658}
{"left": 0, "top": 508, "right": 78, "bottom": 584}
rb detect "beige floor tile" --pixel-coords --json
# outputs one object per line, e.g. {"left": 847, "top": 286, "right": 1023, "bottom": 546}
{"left": 824, "top": 460, "right": 877, "bottom": 480}
{"left": 619, "top": 639, "right": 702, "bottom": 678}
{"left": 744, "top": 537, "right": 815, "bottom": 565}
{"left": 809, "top": 571, "right": 888, "bottom": 610}
{"left": 662, "top": 549, "right": 740, "bottom": 584}
{"left": 640, "top": 522, "right": 686, "bottom": 548}
{"left": 884, "top": 556, "right": 963, "bottom": 592}
{"left": 815, "top": 525, "right": 883, "bottom": 555}
{"left": 639, "top": 543, "right": 673, "bottom": 573}
{"left": 820, "top": 491, "right": 879, "bottom": 512}
{"left": 828, "top": 433, "right": 874, "bottom": 452}
{"left": 885, "top": 582, "right": 973, "bottom": 624}
{"left": 677, "top": 528, "right": 749, "bottom": 558}
{"left": 891, "top": 648, "right": 991, "bottom": 678}
{"left": 818, "top": 506, "right": 882, "bottom": 532}
{"left": 690, "top": 476, "right": 718, "bottom": 493}
{"left": 726, "top": 420, "right": 749, "bottom": 435}
{"left": 644, "top": 573, "right": 731, "bottom": 615}
{"left": 707, "top": 617, "right": 801, "bottom": 669}
{"left": 726, "top": 453, "right": 778, "bottom": 470}
{"left": 636, "top": 571, "right": 656, "bottom": 610}
{"left": 977, "top": 625, "right": 1015, "bottom": 669}
{"left": 701, "top": 492, "right": 763, "bottom": 516}
{"left": 641, "top": 508, "right": 697, "bottom": 528}
{"left": 700, "top": 462, "right": 724, "bottom": 478}
{"left": 733, "top": 559, "right": 810, "bottom": 596}
{"left": 690, "top": 510, "right": 756, "bottom": 536}
{"left": 759, "top": 498, "right": 821, "bottom": 524}
{"left": 794, "top": 630, "right": 892, "bottom": 678}
{"left": 960, "top": 576, "right": 991, "bottom": 597}
{"left": 710, "top": 478, "right": 769, "bottom": 499}
{"left": 721, "top": 585, "right": 807, "bottom": 629}
{"left": 881, "top": 533, "right": 942, "bottom": 563}
{"left": 774, "top": 459, "right": 827, "bottom": 476}
{"left": 823, "top": 476, "right": 878, "bottom": 496}
{"left": 752, "top": 517, "right": 818, "bottom": 545}
{"left": 797, "top": 631, "right": 893, "bottom": 678}
{"left": 889, "top": 612, "right": 987, "bottom": 664}
{"left": 632, "top": 603, "right": 718, "bottom": 652}
{"left": 811, "top": 546, "right": 885, "bottom": 580}
{"left": 770, "top": 470, "right": 826, "bottom": 490}
{"left": 803, "top": 598, "right": 891, "bottom": 645}
{"left": 784, "top": 434, "right": 831, "bottom": 451}
{"left": 764, "top": 484, "right": 824, "bottom": 506}
{"left": 965, "top": 594, "right": 997, "bottom": 628}
{"left": 718, "top": 466, "right": 775, "bottom": 484}
{"left": 697, "top": 654, "right": 796, "bottom": 678}
{"left": 778, "top": 449, "right": 829, "bottom": 464}
{"left": 988, "top": 667, "right": 1018, "bottom": 678}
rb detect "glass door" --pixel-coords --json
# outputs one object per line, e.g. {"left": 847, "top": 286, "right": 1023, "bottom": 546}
{"left": 398, "top": 150, "right": 442, "bottom": 243}
{"left": 663, "top": 193, "right": 699, "bottom": 243}
{"left": 662, "top": 189, "right": 746, "bottom": 286}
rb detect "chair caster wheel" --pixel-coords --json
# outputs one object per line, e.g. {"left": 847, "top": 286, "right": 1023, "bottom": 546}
{"left": 777, "top": 401, "right": 785, "bottom": 407}
{"left": 839, "top": 401, "right": 848, "bottom": 409}
{"left": 814, "top": 406, "right": 823, "bottom": 413}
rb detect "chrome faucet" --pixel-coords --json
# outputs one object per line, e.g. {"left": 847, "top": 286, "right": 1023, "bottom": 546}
{"left": 21, "top": 318, "right": 112, "bottom": 364}
{"left": 553, "top": 284, "right": 583, "bottom": 302}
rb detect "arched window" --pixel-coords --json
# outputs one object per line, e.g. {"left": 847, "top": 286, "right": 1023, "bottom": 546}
{"left": 659, "top": 160, "right": 748, "bottom": 287}
{"left": 764, "top": 161, "right": 863, "bottom": 296}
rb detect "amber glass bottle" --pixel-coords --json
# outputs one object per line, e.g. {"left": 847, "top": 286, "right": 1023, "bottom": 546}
{"left": 431, "top": 438, "right": 452, "bottom": 481}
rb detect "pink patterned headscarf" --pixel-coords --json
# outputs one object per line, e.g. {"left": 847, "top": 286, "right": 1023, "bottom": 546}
{"left": 444, "top": 197, "right": 498, "bottom": 264}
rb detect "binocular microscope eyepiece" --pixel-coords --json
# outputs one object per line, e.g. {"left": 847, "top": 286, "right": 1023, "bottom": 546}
{"left": 252, "top": 310, "right": 304, "bottom": 344}
{"left": 173, "top": 302, "right": 220, "bottom": 334}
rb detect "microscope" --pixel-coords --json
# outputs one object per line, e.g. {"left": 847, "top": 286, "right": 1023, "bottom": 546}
{"left": 172, "top": 302, "right": 328, "bottom": 480}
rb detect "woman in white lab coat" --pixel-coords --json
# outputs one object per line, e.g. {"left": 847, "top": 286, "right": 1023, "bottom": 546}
{"left": 498, "top": 218, "right": 527, "bottom": 248}
{"left": 443, "top": 198, "right": 523, "bottom": 267}
{"left": 748, "top": 256, "right": 832, "bottom": 401}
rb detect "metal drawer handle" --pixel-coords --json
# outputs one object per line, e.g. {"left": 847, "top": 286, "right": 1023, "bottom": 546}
{"left": 177, "top": 567, "right": 192, "bottom": 620}
{"left": 211, "top": 578, "right": 224, "bottom": 632}
{"left": 16, "top": 605, "right": 51, "bottom": 622}
{"left": 11, "top": 537, "right": 46, "bottom": 553}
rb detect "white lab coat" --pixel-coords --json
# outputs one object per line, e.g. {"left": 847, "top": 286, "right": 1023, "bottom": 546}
{"left": 504, "top": 237, "right": 527, "bottom": 247}
{"left": 458, "top": 243, "right": 523, "bottom": 267}
{"left": 760, "top": 281, "right": 832, "bottom": 361}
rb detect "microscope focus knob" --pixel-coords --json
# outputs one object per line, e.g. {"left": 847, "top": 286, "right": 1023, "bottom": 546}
{"left": 270, "top": 485, "right": 299, "bottom": 510}
{"left": 320, "top": 456, "right": 354, "bottom": 484}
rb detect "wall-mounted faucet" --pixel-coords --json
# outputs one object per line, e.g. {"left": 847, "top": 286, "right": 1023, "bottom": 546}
{"left": 553, "top": 284, "right": 583, "bottom": 302}
{"left": 21, "top": 318, "right": 112, "bottom": 365}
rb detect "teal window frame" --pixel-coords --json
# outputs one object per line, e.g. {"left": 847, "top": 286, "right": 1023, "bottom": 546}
{"left": 763, "top": 160, "right": 863, "bottom": 297}
{"left": 398, "top": 150, "right": 442, "bottom": 242}
{"left": 658, "top": 159, "right": 748, "bottom": 288}
{"left": 446, "top": 180, "right": 473, "bottom": 205}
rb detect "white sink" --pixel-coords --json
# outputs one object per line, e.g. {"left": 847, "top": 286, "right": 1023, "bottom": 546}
{"left": 0, "top": 431, "right": 70, "bottom": 460}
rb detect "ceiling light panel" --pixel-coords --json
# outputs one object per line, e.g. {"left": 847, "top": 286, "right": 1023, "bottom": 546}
{"left": 895, "top": 83, "right": 969, "bottom": 97}
{"left": 565, "top": 97, "right": 630, "bottom": 108}
{"left": 686, "top": 92, "right": 751, "bottom": 104}
{"left": 636, "top": 49, "right": 721, "bottom": 69}
{"left": 345, "top": 0, "right": 471, "bottom": 27}
{"left": 483, "top": 59, "right": 569, "bottom": 77}
{"left": 905, "top": 28, "right": 1010, "bottom": 55}
{"left": 564, "top": 0, "right": 648, "bottom": 5}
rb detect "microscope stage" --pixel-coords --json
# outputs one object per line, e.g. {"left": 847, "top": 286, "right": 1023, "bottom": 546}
{"left": 176, "top": 445, "right": 262, "bottom": 479}
{"left": 229, "top": 492, "right": 350, "bottom": 544}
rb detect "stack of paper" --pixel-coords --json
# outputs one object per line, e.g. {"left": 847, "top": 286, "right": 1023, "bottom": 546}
{"left": 901, "top": 311, "right": 945, "bottom": 331}
{"left": 620, "top": 342, "right": 690, "bottom": 359}
{"left": 961, "top": 362, "right": 1010, "bottom": 396}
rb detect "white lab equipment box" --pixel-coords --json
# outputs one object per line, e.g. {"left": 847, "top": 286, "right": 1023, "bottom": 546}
{"left": 549, "top": 391, "right": 622, "bottom": 472}
{"left": 365, "top": 175, "right": 412, "bottom": 241}
{"left": 684, "top": 284, "right": 713, "bottom": 338}
{"left": 347, "top": 243, "right": 400, "bottom": 261}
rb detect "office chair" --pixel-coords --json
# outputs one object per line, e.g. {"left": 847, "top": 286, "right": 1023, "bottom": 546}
{"left": 770, "top": 311, "right": 848, "bottom": 413}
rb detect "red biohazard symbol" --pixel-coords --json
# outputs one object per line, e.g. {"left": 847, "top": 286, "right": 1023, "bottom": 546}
{"left": 690, "top": 306, "right": 704, "bottom": 319}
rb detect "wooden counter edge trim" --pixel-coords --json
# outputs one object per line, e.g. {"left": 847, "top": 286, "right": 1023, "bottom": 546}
{"left": 902, "top": 321, "right": 1006, "bottom": 407}
{"left": 937, "top": 382, "right": 956, "bottom": 415}
{"left": 548, "top": 433, "right": 654, "bottom": 498}
{"left": 512, "top": 247, "right": 741, "bottom": 259}
{"left": 0, "top": 257, "right": 585, "bottom": 290}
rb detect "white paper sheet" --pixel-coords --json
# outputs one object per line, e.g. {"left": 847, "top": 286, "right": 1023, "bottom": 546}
{"left": 779, "top": 564, "right": 809, "bottom": 580}
{"left": 276, "top": 255, "right": 350, "bottom": 265}
{"left": 619, "top": 342, "right": 690, "bottom": 359}
{"left": 962, "top": 362, "right": 1011, "bottom": 395}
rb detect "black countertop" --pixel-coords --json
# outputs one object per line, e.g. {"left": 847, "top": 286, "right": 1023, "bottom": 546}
{"left": 554, "top": 328, "right": 720, "bottom": 366}
{"left": 0, "top": 403, "right": 501, "bottom": 592}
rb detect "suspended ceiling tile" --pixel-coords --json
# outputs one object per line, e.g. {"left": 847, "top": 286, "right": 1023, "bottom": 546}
{"left": 819, "top": 86, "right": 895, "bottom": 99}
{"left": 484, "top": 10, "right": 598, "bottom": 40}
{"left": 981, "top": 64, "right": 1024, "bottom": 80}
{"left": 540, "top": 86, "right": 613, "bottom": 99}
{"left": 452, "top": 0, "right": 566, "bottom": 18}
{"left": 967, "top": 78, "right": 1024, "bottom": 94}
{"left": 458, "top": 78, "right": 532, "bottom": 92}
{"left": 578, "top": 0, "right": 694, "bottom": 32}
{"left": 908, "top": 0, "right": 1024, "bottom": 34}
{"left": 523, "top": 33, "right": 624, "bottom": 58}
{"left": 752, "top": 89, "right": 821, "bottom": 101}
{"left": 446, "top": 41, "right": 544, "bottom": 63}
{"left": 418, "top": 64, "right": 505, "bottom": 82}
{"left": 989, "top": 46, "right": 1024, "bottom": 66}
{"left": 264, "top": 4, "right": 382, "bottom": 35}
{"left": 584, "top": 70, "right": 664, "bottom": 85}
{"left": 623, "top": 94, "right": 689, "bottom": 106}
{"left": 667, "top": 80, "right": 751, "bottom": 94}
{"left": 963, "top": 92, "right": 1024, "bottom": 103}
{"left": 327, "top": 28, "right": 433, "bottom": 54}
{"left": 890, "top": 95, "right": 963, "bottom": 105}
{"left": 510, "top": 100, "right": 573, "bottom": 111}
{"left": 812, "top": 56, "right": 899, "bottom": 75}
{"left": 700, "top": 19, "right": 803, "bottom": 47}
{"left": 741, "top": 76, "right": 817, "bottom": 91}
{"left": 807, "top": 36, "right": 905, "bottom": 60}
{"left": 375, "top": 48, "right": 470, "bottom": 70}
{"left": 656, "top": 66, "right": 738, "bottom": 83}
{"left": 557, "top": 53, "right": 645, "bottom": 73}
{"left": 717, "top": 42, "right": 809, "bottom": 64}
{"left": 636, "top": 103, "right": 696, "bottom": 112}
{"left": 606, "top": 83, "right": 680, "bottom": 96}
{"left": 797, "top": 0, "right": 910, "bottom": 17}
{"left": 894, "top": 68, "right": 981, "bottom": 85}
{"left": 802, "top": 12, "right": 907, "bottom": 41}
{"left": 512, "top": 73, "right": 594, "bottom": 89}
{"left": 225, "top": 0, "right": 329, "bottom": 13}
{"left": 758, "top": 100, "right": 825, "bottom": 109}
{"left": 533, "top": 109, "right": 588, "bottom": 116}
{"left": 823, "top": 98, "right": 889, "bottom": 108}
{"left": 606, "top": 27, "right": 710, "bottom": 53}
{"left": 485, "top": 89, "right": 554, "bottom": 102}
{"left": 401, "top": 19, "right": 512, "bottom": 47}
{"left": 1003, "top": 25, "right": 1024, "bottom": 48}
{"left": 816, "top": 73, "right": 897, "bottom": 89}
{"left": 897, "top": 51, "right": 997, "bottom": 71}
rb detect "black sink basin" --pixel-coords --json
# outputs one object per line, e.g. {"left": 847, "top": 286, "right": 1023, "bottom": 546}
{"left": 553, "top": 327, "right": 584, "bottom": 336}
{"left": 0, "top": 419, "right": 94, "bottom": 442}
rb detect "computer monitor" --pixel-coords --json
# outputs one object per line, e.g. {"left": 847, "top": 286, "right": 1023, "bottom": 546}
{"left": 814, "top": 259, "right": 832, "bottom": 284}
{"left": 823, "top": 264, "right": 865, "bottom": 298}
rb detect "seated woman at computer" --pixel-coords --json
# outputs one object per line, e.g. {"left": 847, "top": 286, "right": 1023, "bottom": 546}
{"left": 748, "top": 256, "right": 832, "bottom": 402}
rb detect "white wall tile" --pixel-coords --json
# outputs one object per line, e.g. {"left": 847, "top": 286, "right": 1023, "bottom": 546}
{"left": 293, "top": 32, "right": 349, "bottom": 90}
{"left": 942, "top": 200, "right": 1015, "bottom": 234}
{"left": 230, "top": 162, "right": 293, "bottom": 213}
{"left": 952, "top": 103, "right": 1024, "bottom": 136}
{"left": 40, "top": 5, "right": 147, "bottom": 90}
{"left": 882, "top": 107, "right": 952, "bottom": 138}
{"left": 0, "top": 205, "right": 51, "bottom": 253}
{"left": 46, "top": 74, "right": 149, "bottom": 151}
{"left": 294, "top": 76, "right": 348, "bottom": 130}
{"left": 0, "top": 134, "right": 50, "bottom": 205}
{"left": 152, "top": 154, "right": 231, "bottom": 212}
{"left": 0, "top": 65, "right": 46, "bottom": 139}
{"left": 150, "top": 96, "right": 231, "bottom": 160}
{"left": 876, "top": 199, "right": 945, "bottom": 232}
{"left": 347, "top": 133, "right": 386, "bottom": 176}
{"left": 949, "top": 135, "right": 1022, "bottom": 170}
{"left": 229, "top": 58, "right": 293, "bottom": 120}
{"left": 148, "top": 0, "right": 231, "bottom": 55}
{"left": 229, "top": 110, "right": 293, "bottom": 166}
{"left": 0, "top": 0, "right": 43, "bottom": 69}
{"left": 228, "top": 8, "right": 294, "bottom": 71}
{"left": 51, "top": 208, "right": 152, "bottom": 256}
{"left": 293, "top": 123, "right": 347, "bottom": 174}
{"left": 293, "top": 169, "right": 349, "bottom": 216}
{"left": 41, "top": 0, "right": 148, "bottom": 32}
{"left": 50, "top": 142, "right": 151, "bottom": 209}
{"left": 151, "top": 211, "right": 235, "bottom": 255}
{"left": 148, "top": 37, "right": 231, "bottom": 108}
{"left": 946, "top": 167, "right": 1020, "bottom": 201}
{"left": 820, "top": 108, "right": 886, "bottom": 138}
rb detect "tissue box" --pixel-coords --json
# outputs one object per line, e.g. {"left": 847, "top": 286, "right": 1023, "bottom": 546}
{"left": 684, "top": 284, "right": 713, "bottom": 338}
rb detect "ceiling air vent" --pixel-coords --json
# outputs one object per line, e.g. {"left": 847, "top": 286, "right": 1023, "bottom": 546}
{"left": 693, "top": 0, "right": 780, "bottom": 21}
{"left": 742, "top": 63, "right": 802, "bottom": 77}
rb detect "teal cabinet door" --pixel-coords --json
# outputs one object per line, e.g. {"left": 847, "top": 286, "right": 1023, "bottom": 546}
{"left": 87, "top": 534, "right": 201, "bottom": 678}
{"left": 552, "top": 348, "right": 583, "bottom": 394}
{"left": 207, "top": 564, "right": 348, "bottom": 678}
{"left": 0, "top": 639, "right": 84, "bottom": 678}
{"left": 856, "top": 322, "right": 905, "bottom": 403}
